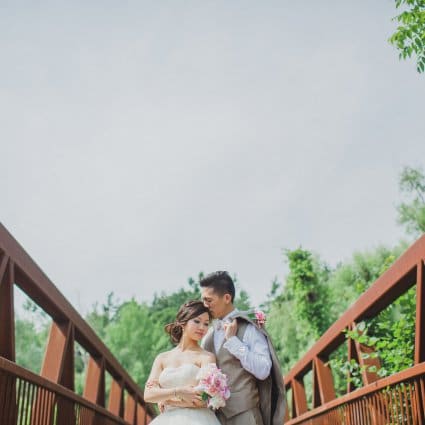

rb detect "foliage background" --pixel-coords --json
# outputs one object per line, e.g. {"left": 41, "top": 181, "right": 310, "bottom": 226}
{"left": 14, "top": 165, "right": 424, "bottom": 399}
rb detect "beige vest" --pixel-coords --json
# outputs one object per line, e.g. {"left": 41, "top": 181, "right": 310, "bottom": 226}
{"left": 204, "top": 314, "right": 286, "bottom": 425}
{"left": 203, "top": 321, "right": 260, "bottom": 419}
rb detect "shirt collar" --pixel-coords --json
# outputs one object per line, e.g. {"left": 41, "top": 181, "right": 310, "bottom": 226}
{"left": 222, "top": 308, "right": 238, "bottom": 322}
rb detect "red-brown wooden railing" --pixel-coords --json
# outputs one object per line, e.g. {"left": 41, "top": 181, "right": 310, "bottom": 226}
{"left": 3, "top": 220, "right": 425, "bottom": 425}
{"left": 0, "top": 223, "right": 156, "bottom": 424}
{"left": 284, "top": 234, "right": 425, "bottom": 424}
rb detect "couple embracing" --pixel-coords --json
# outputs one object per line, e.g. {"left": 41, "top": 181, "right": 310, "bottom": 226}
{"left": 144, "top": 271, "right": 285, "bottom": 425}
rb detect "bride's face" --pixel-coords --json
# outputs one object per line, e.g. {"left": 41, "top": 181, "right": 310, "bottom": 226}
{"left": 183, "top": 312, "right": 210, "bottom": 341}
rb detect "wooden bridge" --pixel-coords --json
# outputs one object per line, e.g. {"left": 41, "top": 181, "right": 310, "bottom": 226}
{"left": 0, "top": 224, "right": 155, "bottom": 424}
{"left": 283, "top": 235, "right": 425, "bottom": 424}
{"left": 1, "top": 222, "right": 424, "bottom": 424}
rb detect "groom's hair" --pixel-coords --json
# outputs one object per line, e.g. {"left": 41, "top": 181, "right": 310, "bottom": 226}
{"left": 200, "top": 271, "right": 235, "bottom": 302}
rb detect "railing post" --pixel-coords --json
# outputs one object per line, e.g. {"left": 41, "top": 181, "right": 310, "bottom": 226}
{"left": 313, "top": 356, "right": 335, "bottom": 407}
{"left": 41, "top": 321, "right": 75, "bottom": 389}
{"left": 415, "top": 259, "right": 425, "bottom": 364}
{"left": 34, "top": 321, "right": 75, "bottom": 425}
{"left": 136, "top": 402, "right": 147, "bottom": 425}
{"left": 125, "top": 392, "right": 137, "bottom": 424}
{"left": 0, "top": 258, "right": 17, "bottom": 425}
{"left": 0, "top": 256, "right": 15, "bottom": 361}
{"left": 347, "top": 328, "right": 358, "bottom": 394}
{"left": 415, "top": 259, "right": 425, "bottom": 423}
{"left": 349, "top": 326, "right": 385, "bottom": 425}
{"left": 291, "top": 377, "right": 308, "bottom": 418}
{"left": 108, "top": 376, "right": 124, "bottom": 417}
{"left": 84, "top": 356, "right": 105, "bottom": 406}
{"left": 351, "top": 321, "right": 381, "bottom": 386}
{"left": 83, "top": 356, "right": 106, "bottom": 425}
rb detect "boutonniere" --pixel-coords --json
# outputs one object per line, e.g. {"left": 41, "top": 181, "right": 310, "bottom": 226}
{"left": 242, "top": 308, "right": 267, "bottom": 328}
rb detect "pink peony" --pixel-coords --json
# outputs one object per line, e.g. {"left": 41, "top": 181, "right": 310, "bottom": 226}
{"left": 254, "top": 309, "right": 266, "bottom": 326}
{"left": 195, "top": 364, "right": 230, "bottom": 410}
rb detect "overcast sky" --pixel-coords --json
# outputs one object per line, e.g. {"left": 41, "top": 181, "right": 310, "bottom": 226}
{"left": 1, "top": 1, "right": 424, "bottom": 315}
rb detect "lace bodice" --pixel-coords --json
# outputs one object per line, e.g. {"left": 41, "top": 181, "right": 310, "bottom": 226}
{"left": 159, "top": 363, "right": 201, "bottom": 389}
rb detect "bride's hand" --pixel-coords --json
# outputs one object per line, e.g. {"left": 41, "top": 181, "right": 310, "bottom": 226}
{"left": 175, "top": 386, "right": 203, "bottom": 405}
{"left": 191, "top": 398, "right": 207, "bottom": 408}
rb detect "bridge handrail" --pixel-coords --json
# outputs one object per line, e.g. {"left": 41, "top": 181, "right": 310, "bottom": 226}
{"left": 0, "top": 223, "right": 155, "bottom": 423}
{"left": 0, "top": 357, "right": 130, "bottom": 425}
{"left": 284, "top": 234, "right": 425, "bottom": 422}
{"left": 285, "top": 359, "right": 425, "bottom": 424}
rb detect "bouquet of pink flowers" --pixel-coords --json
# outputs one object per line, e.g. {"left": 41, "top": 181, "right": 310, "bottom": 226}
{"left": 195, "top": 364, "right": 230, "bottom": 410}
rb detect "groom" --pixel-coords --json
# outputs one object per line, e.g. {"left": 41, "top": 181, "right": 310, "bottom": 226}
{"left": 200, "top": 271, "right": 285, "bottom": 425}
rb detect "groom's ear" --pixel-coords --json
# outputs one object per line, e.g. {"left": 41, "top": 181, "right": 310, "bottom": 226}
{"left": 223, "top": 293, "right": 232, "bottom": 304}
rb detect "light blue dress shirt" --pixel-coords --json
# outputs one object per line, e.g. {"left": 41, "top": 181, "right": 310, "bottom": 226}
{"left": 203, "top": 309, "right": 272, "bottom": 380}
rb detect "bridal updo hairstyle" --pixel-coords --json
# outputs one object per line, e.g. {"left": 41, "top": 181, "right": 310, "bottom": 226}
{"left": 164, "top": 300, "right": 211, "bottom": 345}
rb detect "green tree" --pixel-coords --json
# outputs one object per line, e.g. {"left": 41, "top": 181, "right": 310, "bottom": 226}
{"left": 326, "top": 244, "right": 407, "bottom": 321}
{"left": 105, "top": 300, "right": 169, "bottom": 388}
{"left": 369, "top": 285, "right": 416, "bottom": 377}
{"left": 15, "top": 299, "right": 50, "bottom": 374}
{"left": 389, "top": 0, "right": 425, "bottom": 73}
{"left": 267, "top": 249, "right": 332, "bottom": 373}
{"left": 15, "top": 318, "right": 49, "bottom": 374}
{"left": 328, "top": 244, "right": 408, "bottom": 394}
{"left": 284, "top": 248, "right": 332, "bottom": 340}
{"left": 150, "top": 275, "right": 203, "bottom": 328}
{"left": 85, "top": 292, "right": 120, "bottom": 341}
{"left": 267, "top": 296, "right": 302, "bottom": 373}
{"left": 397, "top": 166, "right": 425, "bottom": 236}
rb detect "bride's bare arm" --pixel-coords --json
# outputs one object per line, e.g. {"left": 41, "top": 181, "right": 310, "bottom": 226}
{"left": 144, "top": 355, "right": 203, "bottom": 404}
{"left": 144, "top": 355, "right": 175, "bottom": 403}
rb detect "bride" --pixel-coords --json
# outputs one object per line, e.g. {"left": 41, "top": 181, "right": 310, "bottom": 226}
{"left": 144, "top": 300, "right": 222, "bottom": 424}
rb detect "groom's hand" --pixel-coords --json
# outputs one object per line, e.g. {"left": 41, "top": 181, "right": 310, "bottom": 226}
{"left": 224, "top": 319, "right": 238, "bottom": 340}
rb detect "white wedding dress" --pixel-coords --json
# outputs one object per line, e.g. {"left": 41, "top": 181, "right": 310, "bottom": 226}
{"left": 150, "top": 363, "right": 221, "bottom": 425}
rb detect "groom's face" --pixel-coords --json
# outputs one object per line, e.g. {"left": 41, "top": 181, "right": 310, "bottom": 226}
{"left": 201, "top": 287, "right": 232, "bottom": 319}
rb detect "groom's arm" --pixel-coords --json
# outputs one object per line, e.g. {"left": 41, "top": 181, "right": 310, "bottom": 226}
{"left": 223, "top": 323, "right": 272, "bottom": 380}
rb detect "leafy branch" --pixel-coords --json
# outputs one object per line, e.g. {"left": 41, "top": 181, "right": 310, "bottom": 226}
{"left": 389, "top": 0, "right": 425, "bottom": 73}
